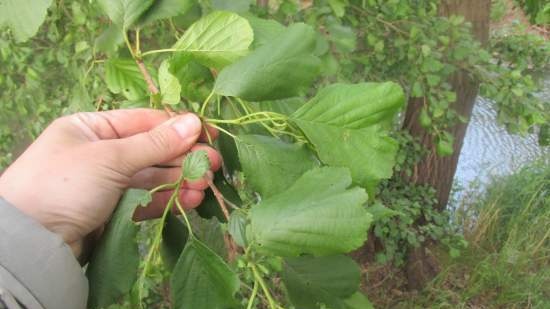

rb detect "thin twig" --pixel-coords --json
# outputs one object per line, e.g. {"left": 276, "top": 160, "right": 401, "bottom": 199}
{"left": 135, "top": 58, "right": 159, "bottom": 95}
{"left": 207, "top": 179, "right": 230, "bottom": 220}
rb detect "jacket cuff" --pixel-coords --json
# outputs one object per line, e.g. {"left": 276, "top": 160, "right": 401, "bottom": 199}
{"left": 0, "top": 198, "right": 88, "bottom": 309}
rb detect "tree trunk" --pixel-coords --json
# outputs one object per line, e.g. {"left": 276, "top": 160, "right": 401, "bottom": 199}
{"left": 403, "top": 0, "right": 491, "bottom": 289}
{"left": 403, "top": 0, "right": 491, "bottom": 210}
{"left": 256, "top": 0, "right": 269, "bottom": 7}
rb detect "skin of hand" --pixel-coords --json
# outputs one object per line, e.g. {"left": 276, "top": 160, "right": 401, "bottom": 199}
{"left": 0, "top": 109, "right": 221, "bottom": 258}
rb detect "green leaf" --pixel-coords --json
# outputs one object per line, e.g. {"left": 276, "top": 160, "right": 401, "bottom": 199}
{"left": 328, "top": 0, "right": 348, "bottom": 17}
{"left": 161, "top": 213, "right": 189, "bottom": 271}
{"left": 104, "top": 58, "right": 149, "bottom": 100}
{"left": 158, "top": 60, "right": 181, "bottom": 104}
{"left": 98, "top": 0, "right": 154, "bottom": 29}
{"left": 228, "top": 210, "right": 248, "bottom": 247}
{"left": 0, "top": 0, "right": 53, "bottom": 42}
{"left": 212, "top": 0, "right": 251, "bottom": 13}
{"left": 291, "top": 83, "right": 404, "bottom": 192}
{"left": 86, "top": 189, "right": 152, "bottom": 309}
{"left": 169, "top": 55, "right": 214, "bottom": 102}
{"left": 173, "top": 11, "right": 253, "bottom": 69}
{"left": 214, "top": 23, "right": 321, "bottom": 101}
{"left": 236, "top": 134, "right": 317, "bottom": 198}
{"left": 139, "top": 0, "right": 195, "bottom": 26}
{"left": 282, "top": 255, "right": 361, "bottom": 309}
{"left": 366, "top": 202, "right": 401, "bottom": 222}
{"left": 436, "top": 135, "right": 454, "bottom": 157}
{"left": 343, "top": 292, "right": 374, "bottom": 309}
{"left": 182, "top": 150, "right": 210, "bottom": 181}
{"left": 245, "top": 15, "right": 285, "bottom": 48}
{"left": 249, "top": 167, "right": 371, "bottom": 257}
{"left": 94, "top": 24, "right": 124, "bottom": 56}
{"left": 171, "top": 238, "right": 240, "bottom": 309}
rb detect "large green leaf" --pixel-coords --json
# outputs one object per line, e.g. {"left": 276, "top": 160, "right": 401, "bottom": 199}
{"left": 291, "top": 83, "right": 404, "bottom": 192}
{"left": 86, "top": 189, "right": 152, "bottom": 309}
{"left": 236, "top": 134, "right": 317, "bottom": 198}
{"left": 249, "top": 167, "right": 371, "bottom": 257}
{"left": 0, "top": 0, "right": 53, "bottom": 42}
{"left": 104, "top": 58, "right": 149, "bottom": 100}
{"left": 139, "top": 0, "right": 195, "bottom": 26}
{"left": 282, "top": 255, "right": 361, "bottom": 309}
{"left": 172, "top": 11, "right": 253, "bottom": 69}
{"left": 214, "top": 23, "right": 321, "bottom": 101}
{"left": 245, "top": 15, "right": 285, "bottom": 48}
{"left": 292, "top": 83, "right": 404, "bottom": 129}
{"left": 98, "top": 0, "right": 154, "bottom": 29}
{"left": 171, "top": 238, "right": 240, "bottom": 309}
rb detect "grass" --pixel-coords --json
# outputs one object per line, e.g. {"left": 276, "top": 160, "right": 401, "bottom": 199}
{"left": 393, "top": 160, "right": 549, "bottom": 308}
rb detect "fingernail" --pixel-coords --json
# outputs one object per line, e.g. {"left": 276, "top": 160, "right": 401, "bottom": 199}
{"left": 171, "top": 114, "right": 202, "bottom": 140}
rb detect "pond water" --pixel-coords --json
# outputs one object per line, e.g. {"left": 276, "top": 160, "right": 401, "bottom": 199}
{"left": 452, "top": 77, "right": 550, "bottom": 196}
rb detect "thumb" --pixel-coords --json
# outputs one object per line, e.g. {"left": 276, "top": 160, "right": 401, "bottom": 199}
{"left": 109, "top": 113, "right": 202, "bottom": 174}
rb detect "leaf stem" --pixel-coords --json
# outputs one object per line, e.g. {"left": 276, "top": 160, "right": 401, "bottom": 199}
{"left": 175, "top": 198, "right": 194, "bottom": 237}
{"left": 200, "top": 91, "right": 215, "bottom": 117}
{"left": 246, "top": 279, "right": 259, "bottom": 309}
{"left": 137, "top": 182, "right": 182, "bottom": 307}
{"left": 149, "top": 182, "right": 177, "bottom": 195}
{"left": 250, "top": 264, "right": 278, "bottom": 309}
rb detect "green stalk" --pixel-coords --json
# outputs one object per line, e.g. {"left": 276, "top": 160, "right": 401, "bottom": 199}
{"left": 246, "top": 279, "right": 259, "bottom": 309}
{"left": 250, "top": 263, "right": 278, "bottom": 309}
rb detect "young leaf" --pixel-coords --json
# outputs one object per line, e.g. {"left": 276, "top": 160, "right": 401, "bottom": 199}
{"left": 182, "top": 150, "right": 210, "bottom": 181}
{"left": 86, "top": 189, "right": 152, "bottom": 309}
{"left": 0, "top": 0, "right": 53, "bottom": 42}
{"left": 282, "top": 255, "right": 361, "bottom": 309}
{"left": 291, "top": 83, "right": 404, "bottom": 193}
{"left": 139, "top": 0, "right": 195, "bottom": 26}
{"left": 104, "top": 58, "right": 149, "bottom": 101}
{"left": 236, "top": 134, "right": 318, "bottom": 198}
{"left": 171, "top": 238, "right": 240, "bottom": 309}
{"left": 172, "top": 11, "right": 253, "bottom": 69}
{"left": 98, "top": 0, "right": 154, "bottom": 29}
{"left": 214, "top": 23, "right": 321, "bottom": 101}
{"left": 158, "top": 60, "right": 181, "bottom": 105}
{"left": 249, "top": 167, "right": 372, "bottom": 257}
{"left": 161, "top": 213, "right": 189, "bottom": 271}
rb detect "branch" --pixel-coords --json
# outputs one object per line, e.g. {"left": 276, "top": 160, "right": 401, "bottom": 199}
{"left": 135, "top": 58, "right": 159, "bottom": 95}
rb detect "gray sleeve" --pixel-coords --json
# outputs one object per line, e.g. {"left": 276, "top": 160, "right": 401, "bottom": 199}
{"left": 0, "top": 198, "right": 88, "bottom": 309}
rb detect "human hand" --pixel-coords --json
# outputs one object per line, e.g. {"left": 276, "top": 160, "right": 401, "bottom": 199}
{"left": 0, "top": 109, "right": 221, "bottom": 258}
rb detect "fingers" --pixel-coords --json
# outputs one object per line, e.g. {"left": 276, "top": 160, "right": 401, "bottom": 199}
{"left": 161, "top": 144, "right": 222, "bottom": 170}
{"left": 60, "top": 109, "right": 172, "bottom": 140}
{"left": 133, "top": 189, "right": 205, "bottom": 221}
{"left": 105, "top": 114, "right": 203, "bottom": 174}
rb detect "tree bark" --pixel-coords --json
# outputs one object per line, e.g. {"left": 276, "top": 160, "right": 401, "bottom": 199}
{"left": 256, "top": 0, "right": 269, "bottom": 8}
{"left": 403, "top": 0, "right": 491, "bottom": 210}
{"left": 403, "top": 0, "right": 491, "bottom": 289}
